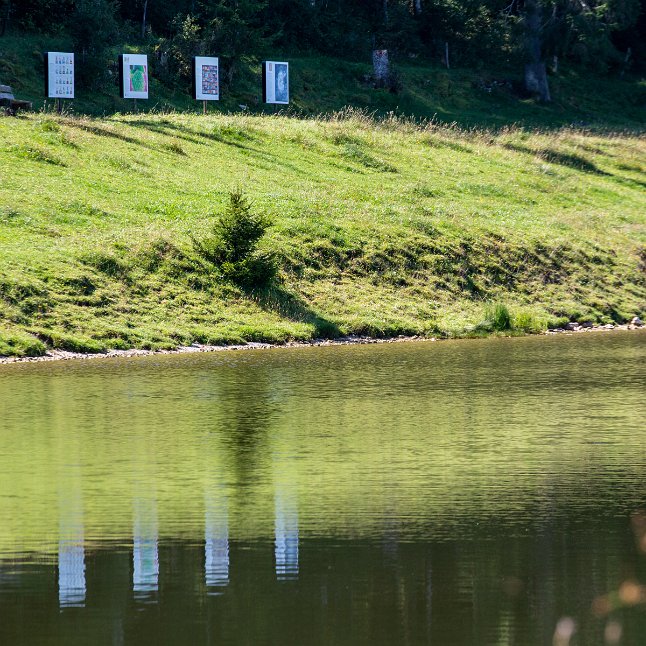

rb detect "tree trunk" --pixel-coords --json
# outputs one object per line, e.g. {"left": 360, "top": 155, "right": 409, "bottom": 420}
{"left": 413, "top": 0, "right": 422, "bottom": 15}
{"left": 383, "top": 0, "right": 389, "bottom": 23}
{"left": 620, "top": 47, "right": 631, "bottom": 77}
{"left": 373, "top": 49, "right": 390, "bottom": 87}
{"left": 523, "top": 0, "right": 551, "bottom": 102}
{"left": 141, "top": 0, "right": 148, "bottom": 40}
{"left": 227, "top": 60, "right": 236, "bottom": 86}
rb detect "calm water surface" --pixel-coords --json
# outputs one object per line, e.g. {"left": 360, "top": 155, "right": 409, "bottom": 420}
{"left": 0, "top": 332, "right": 644, "bottom": 645}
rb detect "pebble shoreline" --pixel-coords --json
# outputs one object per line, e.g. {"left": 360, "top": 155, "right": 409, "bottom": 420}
{"left": 0, "top": 321, "right": 643, "bottom": 365}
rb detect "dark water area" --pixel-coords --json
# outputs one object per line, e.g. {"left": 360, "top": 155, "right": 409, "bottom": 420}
{"left": 0, "top": 332, "right": 644, "bottom": 645}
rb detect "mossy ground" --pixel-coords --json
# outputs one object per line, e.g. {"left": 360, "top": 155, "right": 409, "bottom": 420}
{"left": 0, "top": 110, "right": 644, "bottom": 356}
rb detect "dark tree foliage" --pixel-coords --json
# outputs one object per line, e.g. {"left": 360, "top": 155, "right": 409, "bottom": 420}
{"left": 68, "top": 0, "right": 119, "bottom": 89}
{"left": 9, "top": 0, "right": 75, "bottom": 31}
{"left": 3, "top": 0, "right": 644, "bottom": 81}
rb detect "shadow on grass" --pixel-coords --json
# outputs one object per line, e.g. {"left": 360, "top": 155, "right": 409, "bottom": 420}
{"left": 506, "top": 141, "right": 646, "bottom": 187}
{"left": 504, "top": 142, "right": 608, "bottom": 174}
{"left": 610, "top": 174, "right": 646, "bottom": 190}
{"left": 64, "top": 120, "right": 157, "bottom": 150}
{"left": 129, "top": 119, "right": 314, "bottom": 176}
{"left": 250, "top": 284, "right": 341, "bottom": 339}
{"left": 127, "top": 119, "right": 210, "bottom": 148}
{"left": 129, "top": 119, "right": 254, "bottom": 152}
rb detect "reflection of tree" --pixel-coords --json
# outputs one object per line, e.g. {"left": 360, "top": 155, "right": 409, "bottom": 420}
{"left": 217, "top": 364, "right": 283, "bottom": 488}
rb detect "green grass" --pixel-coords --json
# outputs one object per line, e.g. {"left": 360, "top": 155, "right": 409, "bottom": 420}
{"left": 0, "top": 109, "right": 644, "bottom": 356}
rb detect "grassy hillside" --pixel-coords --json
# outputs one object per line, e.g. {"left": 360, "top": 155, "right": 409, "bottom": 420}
{"left": 2, "top": 32, "right": 646, "bottom": 128}
{"left": 0, "top": 110, "right": 645, "bottom": 356}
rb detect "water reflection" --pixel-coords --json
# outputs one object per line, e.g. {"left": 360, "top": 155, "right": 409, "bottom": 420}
{"left": 274, "top": 441, "right": 299, "bottom": 581}
{"left": 58, "top": 539, "right": 85, "bottom": 608}
{"left": 220, "top": 366, "right": 281, "bottom": 487}
{"left": 0, "top": 332, "right": 643, "bottom": 644}
{"left": 132, "top": 496, "right": 158, "bottom": 601}
{"left": 204, "top": 487, "right": 229, "bottom": 592}
{"left": 274, "top": 488, "right": 299, "bottom": 581}
{"left": 58, "top": 465, "right": 85, "bottom": 608}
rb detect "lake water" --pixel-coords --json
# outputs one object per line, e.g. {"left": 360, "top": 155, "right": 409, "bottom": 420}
{"left": 0, "top": 332, "right": 644, "bottom": 645}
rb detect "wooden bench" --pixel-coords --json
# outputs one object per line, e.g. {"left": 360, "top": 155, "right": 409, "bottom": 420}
{"left": 0, "top": 85, "right": 32, "bottom": 115}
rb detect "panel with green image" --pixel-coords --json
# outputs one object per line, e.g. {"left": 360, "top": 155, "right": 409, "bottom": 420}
{"left": 129, "top": 65, "right": 148, "bottom": 93}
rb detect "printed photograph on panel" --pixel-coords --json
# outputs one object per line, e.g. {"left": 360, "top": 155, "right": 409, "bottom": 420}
{"left": 201, "top": 65, "right": 219, "bottom": 96}
{"left": 275, "top": 63, "right": 288, "bottom": 103}
{"left": 129, "top": 65, "right": 148, "bottom": 93}
{"left": 47, "top": 52, "right": 74, "bottom": 98}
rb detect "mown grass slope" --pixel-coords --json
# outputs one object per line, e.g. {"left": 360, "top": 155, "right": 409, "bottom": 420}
{"left": 0, "top": 110, "right": 644, "bottom": 356}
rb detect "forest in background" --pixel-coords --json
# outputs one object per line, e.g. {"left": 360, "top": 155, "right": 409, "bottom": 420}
{"left": 2, "top": 0, "right": 645, "bottom": 105}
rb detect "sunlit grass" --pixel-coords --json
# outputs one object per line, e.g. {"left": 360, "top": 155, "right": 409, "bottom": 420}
{"left": 0, "top": 111, "right": 644, "bottom": 355}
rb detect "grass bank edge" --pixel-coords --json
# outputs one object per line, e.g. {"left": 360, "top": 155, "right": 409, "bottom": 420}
{"left": 0, "top": 112, "right": 644, "bottom": 357}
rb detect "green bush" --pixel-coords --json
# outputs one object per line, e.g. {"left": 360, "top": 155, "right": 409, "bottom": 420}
{"left": 193, "top": 189, "right": 276, "bottom": 289}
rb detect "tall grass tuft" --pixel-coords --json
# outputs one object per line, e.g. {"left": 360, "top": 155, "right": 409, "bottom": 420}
{"left": 481, "top": 302, "right": 512, "bottom": 332}
{"left": 513, "top": 311, "right": 547, "bottom": 333}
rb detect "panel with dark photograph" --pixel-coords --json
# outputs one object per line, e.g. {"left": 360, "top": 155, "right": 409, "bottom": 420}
{"left": 274, "top": 63, "right": 288, "bottom": 104}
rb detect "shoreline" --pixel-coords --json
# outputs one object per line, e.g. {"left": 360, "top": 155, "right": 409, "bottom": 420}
{"left": 0, "top": 322, "right": 643, "bottom": 366}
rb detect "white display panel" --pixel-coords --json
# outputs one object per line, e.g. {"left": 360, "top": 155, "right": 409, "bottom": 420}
{"left": 120, "top": 54, "right": 149, "bottom": 99}
{"left": 46, "top": 52, "right": 74, "bottom": 99}
{"left": 194, "top": 57, "right": 219, "bottom": 101}
{"left": 263, "top": 61, "right": 289, "bottom": 105}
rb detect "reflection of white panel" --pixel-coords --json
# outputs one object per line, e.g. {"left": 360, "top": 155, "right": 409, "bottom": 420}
{"left": 194, "top": 56, "right": 219, "bottom": 101}
{"left": 47, "top": 52, "right": 74, "bottom": 99}
{"left": 205, "top": 535, "right": 229, "bottom": 588}
{"left": 133, "top": 499, "right": 158, "bottom": 599}
{"left": 121, "top": 54, "right": 149, "bottom": 99}
{"left": 133, "top": 537, "right": 158, "bottom": 597}
{"left": 58, "top": 540, "right": 86, "bottom": 608}
{"left": 264, "top": 61, "right": 289, "bottom": 105}
{"left": 205, "top": 489, "right": 229, "bottom": 590}
{"left": 58, "top": 481, "right": 85, "bottom": 608}
{"left": 274, "top": 490, "right": 298, "bottom": 580}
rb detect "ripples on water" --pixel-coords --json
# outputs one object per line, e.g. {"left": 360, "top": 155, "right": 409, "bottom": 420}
{"left": 0, "top": 331, "right": 644, "bottom": 644}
